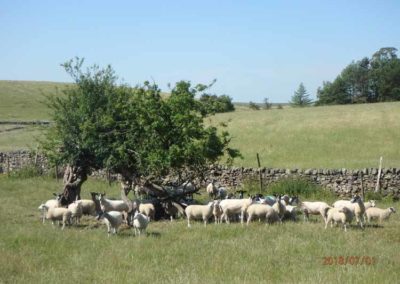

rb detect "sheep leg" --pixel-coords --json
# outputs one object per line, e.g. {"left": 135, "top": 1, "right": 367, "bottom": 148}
{"left": 187, "top": 217, "right": 191, "bottom": 228}
{"left": 343, "top": 223, "right": 347, "bottom": 232}
{"left": 204, "top": 218, "right": 207, "bottom": 227}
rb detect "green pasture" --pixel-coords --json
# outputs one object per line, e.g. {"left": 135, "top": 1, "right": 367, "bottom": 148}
{"left": 0, "top": 176, "right": 399, "bottom": 283}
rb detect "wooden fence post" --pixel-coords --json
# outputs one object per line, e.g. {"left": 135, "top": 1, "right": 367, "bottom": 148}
{"left": 375, "top": 157, "right": 383, "bottom": 193}
{"left": 257, "top": 153, "right": 263, "bottom": 194}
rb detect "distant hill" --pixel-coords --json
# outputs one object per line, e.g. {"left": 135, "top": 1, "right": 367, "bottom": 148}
{"left": 0, "top": 80, "right": 69, "bottom": 121}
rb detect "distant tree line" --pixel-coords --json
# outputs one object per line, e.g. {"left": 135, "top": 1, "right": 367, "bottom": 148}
{"left": 316, "top": 47, "right": 400, "bottom": 105}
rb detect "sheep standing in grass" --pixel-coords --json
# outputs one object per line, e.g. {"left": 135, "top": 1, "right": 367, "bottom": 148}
{"left": 325, "top": 206, "right": 354, "bottom": 232}
{"left": 349, "top": 195, "right": 366, "bottom": 229}
{"left": 138, "top": 203, "right": 155, "bottom": 221}
{"left": 219, "top": 197, "right": 253, "bottom": 224}
{"left": 41, "top": 205, "right": 72, "bottom": 230}
{"left": 68, "top": 200, "right": 83, "bottom": 224}
{"left": 185, "top": 201, "right": 215, "bottom": 227}
{"left": 38, "top": 193, "right": 62, "bottom": 223}
{"left": 272, "top": 195, "right": 286, "bottom": 222}
{"left": 79, "top": 199, "right": 97, "bottom": 216}
{"left": 246, "top": 204, "right": 273, "bottom": 225}
{"left": 133, "top": 211, "right": 149, "bottom": 236}
{"left": 206, "top": 181, "right": 217, "bottom": 199}
{"left": 98, "top": 193, "right": 130, "bottom": 213}
{"left": 99, "top": 211, "right": 123, "bottom": 236}
{"left": 213, "top": 200, "right": 223, "bottom": 224}
{"left": 300, "top": 201, "right": 331, "bottom": 222}
{"left": 366, "top": 207, "right": 396, "bottom": 224}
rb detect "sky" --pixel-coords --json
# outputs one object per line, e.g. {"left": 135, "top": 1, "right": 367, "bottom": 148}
{"left": 1, "top": 0, "right": 399, "bottom": 103}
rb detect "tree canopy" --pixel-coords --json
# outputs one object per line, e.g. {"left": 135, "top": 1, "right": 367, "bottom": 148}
{"left": 42, "top": 58, "right": 241, "bottom": 202}
{"left": 316, "top": 47, "right": 400, "bottom": 105}
{"left": 290, "top": 83, "right": 313, "bottom": 107}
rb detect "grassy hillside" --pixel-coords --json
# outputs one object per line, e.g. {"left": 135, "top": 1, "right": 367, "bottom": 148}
{"left": 209, "top": 102, "right": 400, "bottom": 168}
{"left": 0, "top": 176, "right": 399, "bottom": 283}
{"left": 1, "top": 81, "right": 400, "bottom": 168}
{"left": 0, "top": 80, "right": 68, "bottom": 121}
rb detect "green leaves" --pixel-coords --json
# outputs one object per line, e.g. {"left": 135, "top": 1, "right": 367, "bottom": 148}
{"left": 43, "top": 59, "right": 240, "bottom": 181}
{"left": 290, "top": 83, "right": 313, "bottom": 107}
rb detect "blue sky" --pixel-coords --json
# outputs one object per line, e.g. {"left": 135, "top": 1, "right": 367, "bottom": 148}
{"left": 1, "top": 0, "right": 399, "bottom": 103}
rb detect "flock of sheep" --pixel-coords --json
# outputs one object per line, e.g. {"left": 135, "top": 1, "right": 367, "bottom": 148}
{"left": 37, "top": 181, "right": 397, "bottom": 236}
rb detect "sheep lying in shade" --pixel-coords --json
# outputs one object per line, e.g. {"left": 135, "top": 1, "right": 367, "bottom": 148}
{"left": 325, "top": 206, "right": 354, "bottom": 232}
{"left": 99, "top": 211, "right": 123, "bottom": 236}
{"left": 40, "top": 205, "right": 72, "bottom": 230}
{"left": 185, "top": 201, "right": 216, "bottom": 227}
{"left": 133, "top": 211, "right": 150, "bottom": 236}
{"left": 365, "top": 207, "right": 396, "bottom": 224}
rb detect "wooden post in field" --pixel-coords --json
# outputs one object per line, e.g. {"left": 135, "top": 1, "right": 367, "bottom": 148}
{"left": 55, "top": 163, "right": 59, "bottom": 182}
{"left": 375, "top": 157, "right": 383, "bottom": 193}
{"left": 257, "top": 153, "right": 263, "bottom": 194}
{"left": 360, "top": 172, "right": 364, "bottom": 200}
{"left": 7, "top": 155, "right": 10, "bottom": 177}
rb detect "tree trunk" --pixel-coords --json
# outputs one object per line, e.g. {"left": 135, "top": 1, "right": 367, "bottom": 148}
{"left": 61, "top": 165, "right": 88, "bottom": 206}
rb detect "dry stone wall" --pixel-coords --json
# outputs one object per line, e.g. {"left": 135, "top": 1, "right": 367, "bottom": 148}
{"left": 1, "top": 151, "right": 399, "bottom": 197}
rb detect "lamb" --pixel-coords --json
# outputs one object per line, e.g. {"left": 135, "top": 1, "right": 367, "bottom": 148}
{"left": 212, "top": 200, "right": 223, "bottom": 224}
{"left": 41, "top": 205, "right": 72, "bottom": 230}
{"left": 325, "top": 206, "right": 354, "bottom": 232}
{"left": 185, "top": 201, "right": 215, "bottom": 227}
{"left": 206, "top": 181, "right": 217, "bottom": 199}
{"left": 38, "top": 193, "right": 62, "bottom": 223}
{"left": 219, "top": 197, "right": 253, "bottom": 224}
{"left": 133, "top": 211, "right": 150, "bottom": 236}
{"left": 99, "top": 211, "right": 123, "bottom": 236}
{"left": 138, "top": 203, "right": 155, "bottom": 221}
{"left": 349, "top": 195, "right": 366, "bottom": 229}
{"left": 365, "top": 207, "right": 396, "bottom": 223}
{"left": 98, "top": 193, "right": 130, "bottom": 213}
{"left": 68, "top": 200, "right": 83, "bottom": 224}
{"left": 300, "top": 201, "right": 331, "bottom": 222}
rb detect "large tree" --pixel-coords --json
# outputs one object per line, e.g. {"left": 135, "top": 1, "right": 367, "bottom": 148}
{"left": 42, "top": 58, "right": 240, "bottom": 205}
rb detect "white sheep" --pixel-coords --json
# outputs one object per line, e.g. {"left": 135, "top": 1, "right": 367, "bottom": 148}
{"left": 100, "top": 211, "right": 123, "bottom": 236}
{"left": 212, "top": 200, "right": 223, "bottom": 224}
{"left": 219, "top": 197, "right": 253, "bottom": 224}
{"left": 246, "top": 204, "right": 273, "bottom": 225}
{"left": 185, "top": 201, "right": 215, "bottom": 227}
{"left": 206, "top": 181, "right": 217, "bottom": 199}
{"left": 348, "top": 195, "right": 366, "bottom": 229}
{"left": 300, "top": 201, "right": 331, "bottom": 222}
{"left": 68, "top": 200, "right": 83, "bottom": 224}
{"left": 133, "top": 211, "right": 150, "bottom": 236}
{"left": 98, "top": 193, "right": 130, "bottom": 213}
{"left": 138, "top": 203, "right": 155, "bottom": 221}
{"left": 365, "top": 207, "right": 396, "bottom": 223}
{"left": 79, "top": 199, "right": 96, "bottom": 216}
{"left": 325, "top": 206, "right": 354, "bottom": 232}
{"left": 333, "top": 199, "right": 376, "bottom": 210}
{"left": 41, "top": 205, "right": 72, "bottom": 230}
{"left": 38, "top": 193, "right": 62, "bottom": 223}
{"left": 272, "top": 196, "right": 286, "bottom": 222}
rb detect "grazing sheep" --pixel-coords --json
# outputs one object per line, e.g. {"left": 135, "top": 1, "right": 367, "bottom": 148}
{"left": 333, "top": 199, "right": 376, "bottom": 210}
{"left": 325, "top": 206, "right": 354, "bottom": 232}
{"left": 98, "top": 193, "right": 130, "bottom": 213}
{"left": 68, "top": 200, "right": 83, "bottom": 224}
{"left": 300, "top": 201, "right": 331, "bottom": 222}
{"left": 206, "top": 181, "right": 217, "bottom": 199}
{"left": 349, "top": 195, "right": 366, "bottom": 229}
{"left": 213, "top": 200, "right": 223, "bottom": 224}
{"left": 99, "top": 211, "right": 123, "bottom": 236}
{"left": 41, "top": 205, "right": 72, "bottom": 230}
{"left": 139, "top": 203, "right": 155, "bottom": 221}
{"left": 133, "top": 211, "right": 150, "bottom": 236}
{"left": 185, "top": 201, "right": 215, "bottom": 227}
{"left": 366, "top": 207, "right": 396, "bottom": 223}
{"left": 219, "top": 197, "right": 253, "bottom": 224}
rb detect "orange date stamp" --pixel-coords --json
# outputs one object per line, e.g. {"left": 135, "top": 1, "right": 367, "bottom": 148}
{"left": 322, "top": 256, "right": 376, "bottom": 265}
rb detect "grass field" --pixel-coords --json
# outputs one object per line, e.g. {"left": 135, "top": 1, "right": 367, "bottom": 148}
{"left": 1, "top": 80, "right": 400, "bottom": 169}
{"left": 0, "top": 176, "right": 399, "bottom": 283}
